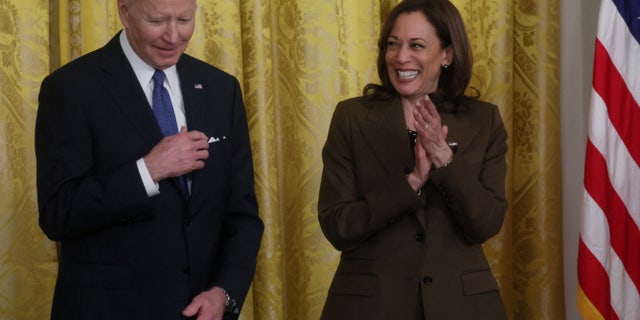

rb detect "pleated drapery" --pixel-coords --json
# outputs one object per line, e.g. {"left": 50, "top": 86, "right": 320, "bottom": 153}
{"left": 0, "top": 0, "right": 563, "bottom": 319}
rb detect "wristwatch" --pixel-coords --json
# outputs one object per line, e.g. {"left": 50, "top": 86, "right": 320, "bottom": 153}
{"left": 218, "top": 287, "right": 238, "bottom": 314}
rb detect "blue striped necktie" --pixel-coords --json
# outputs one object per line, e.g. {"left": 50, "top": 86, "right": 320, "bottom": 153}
{"left": 152, "top": 69, "right": 187, "bottom": 194}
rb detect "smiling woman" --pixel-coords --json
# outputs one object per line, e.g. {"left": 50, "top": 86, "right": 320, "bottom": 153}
{"left": 317, "top": 1, "right": 509, "bottom": 319}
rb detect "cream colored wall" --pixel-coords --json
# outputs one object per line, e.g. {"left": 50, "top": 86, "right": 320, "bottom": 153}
{"left": 561, "top": 0, "right": 599, "bottom": 319}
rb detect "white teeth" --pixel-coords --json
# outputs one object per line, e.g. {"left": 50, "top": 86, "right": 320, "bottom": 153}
{"left": 398, "top": 70, "right": 418, "bottom": 79}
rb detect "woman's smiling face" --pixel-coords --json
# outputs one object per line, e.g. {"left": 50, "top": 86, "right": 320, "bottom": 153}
{"left": 385, "top": 11, "right": 452, "bottom": 101}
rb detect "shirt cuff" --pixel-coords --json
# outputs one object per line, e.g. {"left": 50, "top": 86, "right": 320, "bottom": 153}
{"left": 136, "top": 158, "right": 160, "bottom": 197}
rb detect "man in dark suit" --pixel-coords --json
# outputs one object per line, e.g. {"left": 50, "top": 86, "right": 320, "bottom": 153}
{"left": 35, "top": 0, "right": 263, "bottom": 319}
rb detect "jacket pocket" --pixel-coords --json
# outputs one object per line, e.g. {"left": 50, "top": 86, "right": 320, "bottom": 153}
{"left": 329, "top": 273, "right": 377, "bottom": 297}
{"left": 61, "top": 262, "right": 133, "bottom": 289}
{"left": 461, "top": 270, "right": 499, "bottom": 296}
{"left": 341, "top": 235, "right": 379, "bottom": 259}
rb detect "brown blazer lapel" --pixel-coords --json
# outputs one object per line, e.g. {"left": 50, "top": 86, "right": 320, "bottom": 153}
{"left": 355, "top": 98, "right": 415, "bottom": 176}
{"left": 440, "top": 109, "right": 480, "bottom": 156}
{"left": 355, "top": 99, "right": 481, "bottom": 175}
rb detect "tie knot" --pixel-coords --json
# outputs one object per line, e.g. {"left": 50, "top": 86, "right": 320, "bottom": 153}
{"left": 152, "top": 69, "right": 166, "bottom": 85}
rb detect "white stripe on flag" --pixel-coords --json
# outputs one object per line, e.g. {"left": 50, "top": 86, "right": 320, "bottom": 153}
{"left": 598, "top": 0, "right": 640, "bottom": 105}
{"left": 588, "top": 92, "right": 640, "bottom": 227}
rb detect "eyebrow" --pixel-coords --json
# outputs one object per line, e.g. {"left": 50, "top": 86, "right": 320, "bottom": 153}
{"left": 388, "top": 35, "right": 426, "bottom": 42}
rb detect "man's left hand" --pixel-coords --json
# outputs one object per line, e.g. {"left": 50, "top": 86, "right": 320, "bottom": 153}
{"left": 182, "top": 286, "right": 227, "bottom": 320}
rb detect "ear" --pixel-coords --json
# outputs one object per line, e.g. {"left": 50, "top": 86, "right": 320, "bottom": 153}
{"left": 117, "top": 0, "right": 130, "bottom": 29}
{"left": 442, "top": 45, "right": 453, "bottom": 66}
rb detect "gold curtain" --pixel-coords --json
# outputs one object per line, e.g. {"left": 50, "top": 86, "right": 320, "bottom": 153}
{"left": 0, "top": 1, "right": 58, "bottom": 320}
{"left": 456, "top": 0, "right": 565, "bottom": 318}
{"left": 0, "top": 0, "right": 563, "bottom": 319}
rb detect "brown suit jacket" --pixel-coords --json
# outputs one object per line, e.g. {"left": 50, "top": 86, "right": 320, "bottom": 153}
{"left": 318, "top": 96, "right": 508, "bottom": 320}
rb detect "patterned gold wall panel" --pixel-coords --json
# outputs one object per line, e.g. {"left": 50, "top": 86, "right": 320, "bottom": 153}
{"left": 511, "top": 0, "right": 564, "bottom": 318}
{"left": 51, "top": 0, "right": 120, "bottom": 68}
{"left": 259, "top": 1, "right": 385, "bottom": 318}
{"left": 0, "top": 1, "right": 58, "bottom": 319}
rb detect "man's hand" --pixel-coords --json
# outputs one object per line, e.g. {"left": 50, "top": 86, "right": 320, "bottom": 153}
{"left": 144, "top": 127, "right": 209, "bottom": 182}
{"left": 182, "top": 286, "right": 227, "bottom": 320}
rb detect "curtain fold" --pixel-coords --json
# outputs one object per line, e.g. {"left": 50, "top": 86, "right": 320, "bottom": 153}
{"left": 0, "top": 1, "right": 57, "bottom": 320}
{"left": 509, "top": 0, "right": 564, "bottom": 318}
{"left": 0, "top": 0, "right": 563, "bottom": 319}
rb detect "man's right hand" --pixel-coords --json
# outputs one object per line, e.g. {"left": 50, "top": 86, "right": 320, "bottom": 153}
{"left": 144, "top": 127, "right": 209, "bottom": 182}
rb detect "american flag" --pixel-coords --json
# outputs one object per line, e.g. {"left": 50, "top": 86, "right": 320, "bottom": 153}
{"left": 577, "top": 0, "right": 640, "bottom": 319}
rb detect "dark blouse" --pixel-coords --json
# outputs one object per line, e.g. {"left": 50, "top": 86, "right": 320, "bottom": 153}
{"left": 407, "top": 128, "right": 417, "bottom": 150}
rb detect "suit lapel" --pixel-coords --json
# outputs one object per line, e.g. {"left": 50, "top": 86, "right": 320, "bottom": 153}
{"left": 99, "top": 33, "right": 163, "bottom": 146}
{"left": 100, "top": 33, "right": 188, "bottom": 198}
{"left": 177, "top": 59, "right": 211, "bottom": 206}
{"left": 356, "top": 98, "right": 426, "bottom": 229}
{"left": 179, "top": 62, "right": 206, "bottom": 133}
{"left": 353, "top": 98, "right": 480, "bottom": 186}
{"left": 354, "top": 98, "right": 481, "bottom": 231}
{"left": 356, "top": 98, "right": 415, "bottom": 177}
{"left": 440, "top": 107, "right": 479, "bottom": 156}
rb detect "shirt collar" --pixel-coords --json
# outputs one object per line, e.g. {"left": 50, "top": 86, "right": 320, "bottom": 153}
{"left": 119, "top": 30, "right": 180, "bottom": 91}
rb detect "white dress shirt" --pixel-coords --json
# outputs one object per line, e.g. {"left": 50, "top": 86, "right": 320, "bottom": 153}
{"left": 119, "top": 30, "right": 187, "bottom": 196}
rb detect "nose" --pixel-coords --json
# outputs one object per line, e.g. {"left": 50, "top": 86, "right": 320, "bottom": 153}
{"left": 163, "top": 22, "right": 179, "bottom": 44}
{"left": 395, "top": 44, "right": 411, "bottom": 64}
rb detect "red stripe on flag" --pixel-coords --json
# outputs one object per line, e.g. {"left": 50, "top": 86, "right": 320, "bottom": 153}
{"left": 592, "top": 39, "right": 640, "bottom": 167}
{"left": 578, "top": 238, "right": 619, "bottom": 320}
{"left": 584, "top": 139, "right": 640, "bottom": 293}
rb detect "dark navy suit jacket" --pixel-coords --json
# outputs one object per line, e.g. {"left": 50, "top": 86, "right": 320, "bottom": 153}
{"left": 35, "top": 32, "right": 263, "bottom": 320}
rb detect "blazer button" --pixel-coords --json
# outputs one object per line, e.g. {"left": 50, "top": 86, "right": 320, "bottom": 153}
{"left": 415, "top": 232, "right": 425, "bottom": 242}
{"left": 184, "top": 218, "right": 192, "bottom": 227}
{"left": 422, "top": 276, "right": 433, "bottom": 284}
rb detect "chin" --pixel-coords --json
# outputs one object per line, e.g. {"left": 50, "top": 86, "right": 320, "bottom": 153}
{"left": 153, "top": 58, "right": 180, "bottom": 69}
{"left": 394, "top": 87, "right": 420, "bottom": 97}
